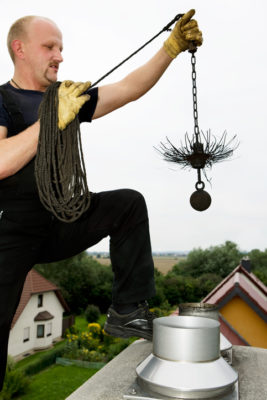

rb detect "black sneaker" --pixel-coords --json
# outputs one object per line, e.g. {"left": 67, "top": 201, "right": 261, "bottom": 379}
{"left": 104, "top": 301, "right": 156, "bottom": 341}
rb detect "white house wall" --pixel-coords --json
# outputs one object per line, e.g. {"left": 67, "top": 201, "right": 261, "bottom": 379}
{"left": 8, "top": 291, "right": 65, "bottom": 358}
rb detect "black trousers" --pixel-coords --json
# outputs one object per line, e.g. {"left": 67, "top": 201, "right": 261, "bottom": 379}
{"left": 0, "top": 188, "right": 155, "bottom": 390}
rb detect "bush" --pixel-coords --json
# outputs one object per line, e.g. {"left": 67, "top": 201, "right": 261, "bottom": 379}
{"left": 149, "top": 304, "right": 171, "bottom": 318}
{"left": 63, "top": 322, "right": 133, "bottom": 363}
{"left": 21, "top": 344, "right": 65, "bottom": 376}
{"left": 85, "top": 304, "right": 100, "bottom": 323}
{"left": 0, "top": 356, "right": 30, "bottom": 400}
{"left": 106, "top": 339, "right": 131, "bottom": 362}
{"left": 64, "top": 324, "right": 79, "bottom": 337}
{"left": 35, "top": 252, "right": 113, "bottom": 313}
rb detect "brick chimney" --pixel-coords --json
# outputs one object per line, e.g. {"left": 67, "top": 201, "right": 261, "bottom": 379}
{"left": 241, "top": 256, "right": 251, "bottom": 273}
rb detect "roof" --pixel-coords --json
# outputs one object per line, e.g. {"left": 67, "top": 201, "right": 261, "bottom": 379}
{"left": 34, "top": 311, "right": 54, "bottom": 321}
{"left": 11, "top": 269, "right": 69, "bottom": 328}
{"left": 202, "top": 264, "right": 267, "bottom": 315}
{"left": 202, "top": 263, "right": 267, "bottom": 345}
{"left": 171, "top": 264, "right": 267, "bottom": 346}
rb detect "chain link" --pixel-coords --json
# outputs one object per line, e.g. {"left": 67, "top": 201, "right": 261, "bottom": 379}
{"left": 191, "top": 51, "right": 200, "bottom": 141}
{"left": 190, "top": 50, "right": 205, "bottom": 188}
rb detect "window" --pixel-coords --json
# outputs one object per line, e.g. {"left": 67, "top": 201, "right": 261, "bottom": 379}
{"left": 23, "top": 327, "right": 30, "bottom": 342}
{"left": 47, "top": 322, "right": 52, "bottom": 337}
{"left": 37, "top": 324, "right": 45, "bottom": 338}
{"left": 38, "top": 294, "right": 43, "bottom": 307}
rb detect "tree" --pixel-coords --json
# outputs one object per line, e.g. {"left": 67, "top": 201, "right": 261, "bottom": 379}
{"left": 162, "top": 273, "right": 200, "bottom": 306}
{"left": 35, "top": 252, "right": 113, "bottom": 313}
{"left": 248, "top": 248, "right": 267, "bottom": 285}
{"left": 149, "top": 268, "right": 167, "bottom": 307}
{"left": 172, "top": 241, "right": 243, "bottom": 279}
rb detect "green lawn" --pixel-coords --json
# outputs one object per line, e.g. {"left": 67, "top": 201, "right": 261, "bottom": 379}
{"left": 18, "top": 364, "right": 98, "bottom": 400}
{"left": 9, "top": 315, "right": 104, "bottom": 399}
{"left": 74, "top": 315, "right": 89, "bottom": 332}
{"left": 75, "top": 314, "right": 106, "bottom": 331}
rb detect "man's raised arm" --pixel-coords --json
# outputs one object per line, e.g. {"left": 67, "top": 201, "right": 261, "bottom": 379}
{"left": 92, "top": 9, "right": 202, "bottom": 119}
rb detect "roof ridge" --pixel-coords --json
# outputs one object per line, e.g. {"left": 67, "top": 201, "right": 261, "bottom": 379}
{"left": 11, "top": 269, "right": 61, "bottom": 329}
{"left": 202, "top": 264, "right": 240, "bottom": 302}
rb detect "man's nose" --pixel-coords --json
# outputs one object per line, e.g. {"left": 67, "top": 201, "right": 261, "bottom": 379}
{"left": 54, "top": 49, "right": 63, "bottom": 63}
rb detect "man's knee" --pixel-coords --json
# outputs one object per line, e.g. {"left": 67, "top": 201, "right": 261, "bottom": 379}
{"left": 120, "top": 188, "right": 147, "bottom": 208}
{"left": 120, "top": 188, "right": 148, "bottom": 220}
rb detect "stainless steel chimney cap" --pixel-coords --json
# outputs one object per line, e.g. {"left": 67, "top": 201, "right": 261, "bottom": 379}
{"left": 136, "top": 353, "right": 238, "bottom": 399}
{"left": 153, "top": 316, "right": 220, "bottom": 362}
{"left": 136, "top": 316, "right": 238, "bottom": 399}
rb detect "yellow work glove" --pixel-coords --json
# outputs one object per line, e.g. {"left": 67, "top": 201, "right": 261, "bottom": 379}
{"left": 164, "top": 9, "right": 203, "bottom": 59}
{"left": 58, "top": 80, "right": 91, "bottom": 130}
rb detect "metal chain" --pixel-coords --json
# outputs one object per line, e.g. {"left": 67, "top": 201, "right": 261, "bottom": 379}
{"left": 190, "top": 50, "right": 200, "bottom": 141}
{"left": 190, "top": 48, "right": 205, "bottom": 189}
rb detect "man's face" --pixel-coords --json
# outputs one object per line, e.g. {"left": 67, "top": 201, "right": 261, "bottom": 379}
{"left": 23, "top": 18, "right": 63, "bottom": 90}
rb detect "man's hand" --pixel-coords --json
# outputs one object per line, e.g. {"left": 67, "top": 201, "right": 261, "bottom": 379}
{"left": 163, "top": 9, "right": 203, "bottom": 59}
{"left": 58, "top": 80, "right": 91, "bottom": 130}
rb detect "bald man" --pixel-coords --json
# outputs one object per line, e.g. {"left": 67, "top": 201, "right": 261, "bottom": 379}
{"left": 0, "top": 13, "right": 202, "bottom": 389}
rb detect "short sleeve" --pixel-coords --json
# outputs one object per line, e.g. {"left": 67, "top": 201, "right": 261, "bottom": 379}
{"left": 78, "top": 87, "right": 98, "bottom": 123}
{"left": 0, "top": 93, "right": 10, "bottom": 128}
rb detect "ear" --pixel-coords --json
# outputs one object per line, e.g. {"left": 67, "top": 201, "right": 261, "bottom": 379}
{"left": 11, "top": 39, "right": 25, "bottom": 60}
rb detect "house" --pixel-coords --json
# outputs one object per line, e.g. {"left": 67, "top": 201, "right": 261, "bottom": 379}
{"left": 203, "top": 259, "right": 267, "bottom": 348}
{"left": 8, "top": 269, "right": 70, "bottom": 359}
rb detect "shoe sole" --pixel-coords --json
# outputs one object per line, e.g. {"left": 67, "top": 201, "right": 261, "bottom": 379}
{"left": 104, "top": 322, "right": 152, "bottom": 341}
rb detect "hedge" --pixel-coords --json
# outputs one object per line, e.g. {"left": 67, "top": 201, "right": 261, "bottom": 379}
{"left": 56, "top": 357, "right": 105, "bottom": 370}
{"left": 18, "top": 343, "right": 65, "bottom": 376}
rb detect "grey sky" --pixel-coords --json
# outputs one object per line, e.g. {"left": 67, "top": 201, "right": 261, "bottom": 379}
{"left": 1, "top": 0, "right": 267, "bottom": 253}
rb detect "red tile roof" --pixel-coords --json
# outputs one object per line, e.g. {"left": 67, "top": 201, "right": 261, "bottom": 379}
{"left": 171, "top": 264, "right": 267, "bottom": 346}
{"left": 11, "top": 269, "right": 69, "bottom": 329}
{"left": 202, "top": 264, "right": 267, "bottom": 314}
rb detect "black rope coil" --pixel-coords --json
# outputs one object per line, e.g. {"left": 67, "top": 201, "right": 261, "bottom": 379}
{"left": 35, "top": 82, "right": 90, "bottom": 222}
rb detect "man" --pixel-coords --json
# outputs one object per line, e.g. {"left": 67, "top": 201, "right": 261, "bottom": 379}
{"left": 0, "top": 11, "right": 202, "bottom": 390}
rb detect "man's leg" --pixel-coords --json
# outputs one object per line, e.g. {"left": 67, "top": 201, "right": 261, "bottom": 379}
{"left": 39, "top": 189, "right": 155, "bottom": 301}
{"left": 0, "top": 205, "right": 49, "bottom": 391}
{"left": 0, "top": 277, "right": 29, "bottom": 391}
{"left": 0, "top": 244, "right": 37, "bottom": 390}
{"left": 38, "top": 189, "right": 156, "bottom": 339}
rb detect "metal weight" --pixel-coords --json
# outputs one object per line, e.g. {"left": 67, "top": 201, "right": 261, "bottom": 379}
{"left": 190, "top": 181, "right": 211, "bottom": 211}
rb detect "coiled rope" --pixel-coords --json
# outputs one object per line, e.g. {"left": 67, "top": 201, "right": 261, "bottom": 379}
{"left": 35, "top": 81, "right": 90, "bottom": 222}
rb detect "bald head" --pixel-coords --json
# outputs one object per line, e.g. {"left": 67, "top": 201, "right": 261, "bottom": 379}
{"left": 7, "top": 16, "right": 59, "bottom": 63}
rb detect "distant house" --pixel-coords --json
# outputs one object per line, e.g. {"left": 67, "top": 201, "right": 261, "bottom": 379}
{"left": 203, "top": 259, "right": 267, "bottom": 348}
{"left": 8, "top": 269, "right": 70, "bottom": 359}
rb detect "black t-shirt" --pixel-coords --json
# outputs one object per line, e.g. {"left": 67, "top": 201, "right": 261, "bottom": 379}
{"left": 0, "top": 82, "right": 98, "bottom": 135}
{"left": 0, "top": 82, "right": 98, "bottom": 204}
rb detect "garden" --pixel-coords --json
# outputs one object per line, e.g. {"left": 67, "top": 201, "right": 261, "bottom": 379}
{"left": 0, "top": 314, "right": 135, "bottom": 400}
{"left": 2, "top": 241, "right": 266, "bottom": 399}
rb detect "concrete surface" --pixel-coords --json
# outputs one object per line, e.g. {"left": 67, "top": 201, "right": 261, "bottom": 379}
{"left": 66, "top": 341, "right": 267, "bottom": 400}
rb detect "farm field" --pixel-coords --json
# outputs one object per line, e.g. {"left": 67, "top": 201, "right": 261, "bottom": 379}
{"left": 93, "top": 256, "right": 185, "bottom": 275}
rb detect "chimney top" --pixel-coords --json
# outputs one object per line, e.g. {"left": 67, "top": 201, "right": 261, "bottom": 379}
{"left": 241, "top": 256, "right": 251, "bottom": 273}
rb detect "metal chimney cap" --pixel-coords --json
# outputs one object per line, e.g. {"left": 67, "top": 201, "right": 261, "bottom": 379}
{"left": 153, "top": 316, "right": 220, "bottom": 362}
{"left": 137, "top": 316, "right": 238, "bottom": 399}
{"left": 136, "top": 353, "right": 238, "bottom": 399}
